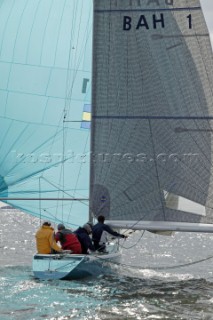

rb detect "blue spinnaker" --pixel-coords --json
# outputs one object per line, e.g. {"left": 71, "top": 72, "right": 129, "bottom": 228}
{"left": 0, "top": 0, "right": 92, "bottom": 227}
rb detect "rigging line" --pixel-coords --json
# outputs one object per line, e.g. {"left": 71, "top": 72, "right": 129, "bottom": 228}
{"left": 32, "top": 208, "right": 67, "bottom": 225}
{"left": 120, "top": 230, "right": 145, "bottom": 249}
{"left": 37, "top": 120, "right": 65, "bottom": 180}
{"left": 95, "top": 253, "right": 213, "bottom": 271}
{"left": 39, "top": 201, "right": 86, "bottom": 212}
{"left": 48, "top": 30, "right": 92, "bottom": 222}
{"left": 1, "top": 112, "right": 66, "bottom": 127}
{"left": 52, "top": 127, "right": 70, "bottom": 222}
{"left": 33, "top": 206, "right": 83, "bottom": 228}
{"left": 28, "top": 254, "right": 213, "bottom": 274}
{"left": 34, "top": 18, "right": 69, "bottom": 180}
{"left": 64, "top": 33, "right": 92, "bottom": 216}
{"left": 112, "top": 212, "right": 153, "bottom": 235}
{"left": 39, "top": 166, "right": 72, "bottom": 195}
{"left": 152, "top": 255, "right": 213, "bottom": 270}
{"left": 39, "top": 177, "right": 42, "bottom": 225}
{"left": 67, "top": 133, "right": 90, "bottom": 222}
{"left": 61, "top": 5, "right": 92, "bottom": 220}
{"left": 39, "top": 4, "right": 85, "bottom": 203}
{"left": 62, "top": 100, "right": 66, "bottom": 220}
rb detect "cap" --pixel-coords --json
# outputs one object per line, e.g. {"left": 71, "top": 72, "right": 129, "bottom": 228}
{"left": 43, "top": 221, "right": 51, "bottom": 226}
{"left": 83, "top": 223, "right": 92, "bottom": 234}
{"left": 57, "top": 223, "right": 65, "bottom": 230}
{"left": 86, "top": 222, "right": 93, "bottom": 228}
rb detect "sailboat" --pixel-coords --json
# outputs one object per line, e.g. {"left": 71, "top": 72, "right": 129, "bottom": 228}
{"left": 1, "top": 0, "right": 213, "bottom": 279}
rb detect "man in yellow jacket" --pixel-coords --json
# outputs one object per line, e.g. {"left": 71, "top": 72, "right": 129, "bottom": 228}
{"left": 35, "top": 221, "right": 63, "bottom": 254}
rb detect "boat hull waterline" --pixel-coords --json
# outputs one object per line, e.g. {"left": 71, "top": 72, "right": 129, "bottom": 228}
{"left": 33, "top": 251, "right": 121, "bottom": 280}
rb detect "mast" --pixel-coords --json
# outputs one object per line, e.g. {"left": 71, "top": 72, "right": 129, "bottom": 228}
{"left": 89, "top": 0, "right": 96, "bottom": 223}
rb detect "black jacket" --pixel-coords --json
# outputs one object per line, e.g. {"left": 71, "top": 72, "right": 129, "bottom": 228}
{"left": 92, "top": 222, "right": 124, "bottom": 248}
{"left": 74, "top": 227, "right": 95, "bottom": 254}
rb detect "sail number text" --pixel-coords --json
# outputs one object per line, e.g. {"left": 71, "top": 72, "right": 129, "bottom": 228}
{"left": 123, "top": 14, "right": 192, "bottom": 30}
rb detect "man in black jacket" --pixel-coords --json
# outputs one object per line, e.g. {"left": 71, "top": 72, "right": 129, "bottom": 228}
{"left": 74, "top": 223, "right": 95, "bottom": 254}
{"left": 92, "top": 215, "right": 127, "bottom": 252}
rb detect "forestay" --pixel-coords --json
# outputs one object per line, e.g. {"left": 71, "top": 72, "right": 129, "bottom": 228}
{"left": 90, "top": 0, "right": 213, "bottom": 231}
{"left": 0, "top": 0, "right": 93, "bottom": 228}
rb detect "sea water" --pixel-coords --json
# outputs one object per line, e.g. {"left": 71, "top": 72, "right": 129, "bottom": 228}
{"left": 1, "top": 209, "right": 213, "bottom": 320}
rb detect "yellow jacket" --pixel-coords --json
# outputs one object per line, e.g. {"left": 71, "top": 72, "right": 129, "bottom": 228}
{"left": 35, "top": 225, "right": 62, "bottom": 254}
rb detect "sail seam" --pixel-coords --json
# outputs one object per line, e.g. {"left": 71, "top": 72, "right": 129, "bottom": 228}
{"left": 148, "top": 119, "right": 166, "bottom": 220}
{"left": 95, "top": 7, "right": 201, "bottom": 13}
{"left": 93, "top": 116, "right": 213, "bottom": 120}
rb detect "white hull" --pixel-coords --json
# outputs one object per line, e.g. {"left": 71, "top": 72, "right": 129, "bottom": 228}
{"left": 33, "top": 243, "right": 121, "bottom": 280}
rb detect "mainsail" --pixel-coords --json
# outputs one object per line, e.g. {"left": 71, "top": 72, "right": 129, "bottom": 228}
{"left": 0, "top": 0, "right": 93, "bottom": 227}
{"left": 90, "top": 0, "right": 213, "bottom": 231}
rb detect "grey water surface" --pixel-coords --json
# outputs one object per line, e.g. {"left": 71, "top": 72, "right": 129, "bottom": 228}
{"left": 1, "top": 208, "right": 213, "bottom": 320}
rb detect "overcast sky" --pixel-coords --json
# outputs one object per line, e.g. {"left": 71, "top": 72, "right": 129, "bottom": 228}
{"left": 200, "top": 0, "right": 213, "bottom": 44}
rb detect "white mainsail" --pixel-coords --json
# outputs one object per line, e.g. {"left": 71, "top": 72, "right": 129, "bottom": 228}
{"left": 90, "top": 0, "right": 213, "bottom": 232}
